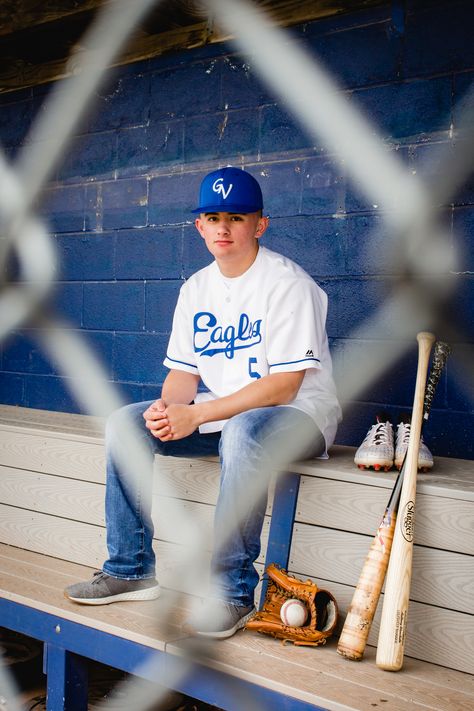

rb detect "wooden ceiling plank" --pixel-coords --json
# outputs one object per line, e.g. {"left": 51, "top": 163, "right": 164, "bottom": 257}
{"left": 0, "top": 0, "right": 384, "bottom": 94}
{"left": 0, "top": 0, "right": 119, "bottom": 38}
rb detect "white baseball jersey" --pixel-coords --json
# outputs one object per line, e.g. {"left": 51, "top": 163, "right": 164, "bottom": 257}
{"left": 164, "top": 246, "right": 341, "bottom": 447}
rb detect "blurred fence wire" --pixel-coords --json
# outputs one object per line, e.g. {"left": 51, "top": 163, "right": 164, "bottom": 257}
{"left": 0, "top": 0, "right": 472, "bottom": 709}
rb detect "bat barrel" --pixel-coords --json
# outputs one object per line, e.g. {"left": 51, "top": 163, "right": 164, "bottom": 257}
{"left": 375, "top": 331, "right": 435, "bottom": 671}
{"left": 337, "top": 510, "right": 396, "bottom": 660}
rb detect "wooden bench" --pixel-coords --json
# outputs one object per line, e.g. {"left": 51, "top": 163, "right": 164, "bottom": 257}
{"left": 1, "top": 404, "right": 473, "bottom": 710}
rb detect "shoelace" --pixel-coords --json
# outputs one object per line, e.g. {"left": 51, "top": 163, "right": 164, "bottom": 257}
{"left": 365, "top": 422, "right": 392, "bottom": 446}
{"left": 92, "top": 571, "right": 108, "bottom": 584}
{"left": 398, "top": 423, "right": 428, "bottom": 447}
{"left": 397, "top": 422, "right": 411, "bottom": 446}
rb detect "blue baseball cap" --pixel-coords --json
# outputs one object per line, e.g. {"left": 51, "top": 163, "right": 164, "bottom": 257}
{"left": 192, "top": 167, "right": 263, "bottom": 214}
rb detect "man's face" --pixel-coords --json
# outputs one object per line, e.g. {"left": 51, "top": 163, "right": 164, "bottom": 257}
{"left": 195, "top": 212, "right": 269, "bottom": 271}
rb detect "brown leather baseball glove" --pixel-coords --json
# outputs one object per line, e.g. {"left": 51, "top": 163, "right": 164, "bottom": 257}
{"left": 245, "top": 564, "right": 338, "bottom": 646}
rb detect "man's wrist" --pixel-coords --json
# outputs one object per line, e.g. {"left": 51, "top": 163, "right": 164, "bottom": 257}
{"left": 192, "top": 402, "right": 206, "bottom": 427}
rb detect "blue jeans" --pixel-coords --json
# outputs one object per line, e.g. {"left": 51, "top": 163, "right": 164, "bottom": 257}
{"left": 103, "top": 401, "right": 324, "bottom": 607}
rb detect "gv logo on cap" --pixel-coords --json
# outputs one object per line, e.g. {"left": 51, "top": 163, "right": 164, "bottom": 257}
{"left": 212, "top": 177, "right": 233, "bottom": 200}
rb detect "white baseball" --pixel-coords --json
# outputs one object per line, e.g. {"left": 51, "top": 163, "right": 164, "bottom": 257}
{"left": 280, "top": 598, "right": 308, "bottom": 627}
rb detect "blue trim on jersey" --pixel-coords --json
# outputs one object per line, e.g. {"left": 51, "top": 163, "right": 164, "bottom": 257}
{"left": 270, "top": 357, "right": 320, "bottom": 367}
{"left": 165, "top": 355, "right": 198, "bottom": 369}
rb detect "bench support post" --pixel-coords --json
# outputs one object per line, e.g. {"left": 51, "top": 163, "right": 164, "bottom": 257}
{"left": 44, "top": 643, "right": 88, "bottom": 711}
{"left": 259, "top": 470, "right": 301, "bottom": 607}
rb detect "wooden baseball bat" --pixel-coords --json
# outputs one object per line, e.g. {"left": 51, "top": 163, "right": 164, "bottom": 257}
{"left": 337, "top": 335, "right": 450, "bottom": 662}
{"left": 375, "top": 331, "right": 435, "bottom": 671}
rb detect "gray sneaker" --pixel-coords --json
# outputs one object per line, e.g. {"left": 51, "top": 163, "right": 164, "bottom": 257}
{"left": 64, "top": 571, "right": 161, "bottom": 605}
{"left": 183, "top": 600, "right": 255, "bottom": 639}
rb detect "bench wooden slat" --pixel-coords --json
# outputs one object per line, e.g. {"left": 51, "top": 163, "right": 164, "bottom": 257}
{"left": 300, "top": 575, "right": 474, "bottom": 676}
{"left": 154, "top": 456, "right": 276, "bottom": 515}
{"left": 0, "top": 404, "right": 104, "bottom": 438}
{"left": 0, "top": 572, "right": 177, "bottom": 651}
{"left": 0, "top": 429, "right": 105, "bottom": 482}
{"left": 290, "top": 523, "right": 474, "bottom": 614}
{"left": 0, "top": 466, "right": 105, "bottom": 525}
{"left": 2, "top": 543, "right": 472, "bottom": 704}
{"left": 292, "top": 448, "right": 474, "bottom": 501}
{"left": 1, "top": 405, "right": 473, "bottom": 691}
{"left": 297, "top": 476, "right": 474, "bottom": 554}
{"left": 0, "top": 503, "right": 107, "bottom": 567}
{"left": 0, "top": 542, "right": 194, "bottom": 626}
{"left": 223, "top": 630, "right": 474, "bottom": 709}
{"left": 0, "top": 504, "right": 269, "bottom": 585}
{"left": 0, "top": 466, "right": 237, "bottom": 545}
{"left": 167, "top": 633, "right": 472, "bottom": 711}
{"left": 154, "top": 456, "right": 220, "bottom": 503}
{"left": 5, "top": 545, "right": 472, "bottom": 711}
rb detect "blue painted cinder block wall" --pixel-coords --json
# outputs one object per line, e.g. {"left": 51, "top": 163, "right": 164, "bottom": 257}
{"left": 1, "top": 0, "right": 473, "bottom": 458}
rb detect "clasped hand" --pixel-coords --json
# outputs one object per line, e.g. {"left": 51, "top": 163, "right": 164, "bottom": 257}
{"left": 143, "top": 399, "right": 199, "bottom": 441}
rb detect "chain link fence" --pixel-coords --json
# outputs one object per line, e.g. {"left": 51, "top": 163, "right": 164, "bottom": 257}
{"left": 1, "top": 0, "right": 472, "bottom": 708}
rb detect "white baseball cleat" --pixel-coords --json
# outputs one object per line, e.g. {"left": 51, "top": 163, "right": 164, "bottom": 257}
{"left": 354, "top": 414, "right": 394, "bottom": 472}
{"left": 395, "top": 420, "right": 434, "bottom": 472}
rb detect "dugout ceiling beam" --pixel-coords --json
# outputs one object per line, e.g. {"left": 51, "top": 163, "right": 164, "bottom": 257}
{"left": 0, "top": 0, "right": 384, "bottom": 94}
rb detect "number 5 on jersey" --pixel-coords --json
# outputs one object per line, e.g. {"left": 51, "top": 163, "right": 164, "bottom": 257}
{"left": 248, "top": 357, "right": 261, "bottom": 379}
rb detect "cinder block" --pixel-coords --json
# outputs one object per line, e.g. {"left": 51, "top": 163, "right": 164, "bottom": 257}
{"left": 404, "top": 3, "right": 474, "bottom": 78}
{"left": 301, "top": 156, "right": 344, "bottom": 216}
{"left": 351, "top": 76, "right": 452, "bottom": 140}
{"left": 85, "top": 184, "right": 99, "bottom": 231}
{"left": 446, "top": 274, "right": 474, "bottom": 339}
{"left": 301, "top": 4, "right": 390, "bottom": 39}
{"left": 0, "top": 85, "right": 31, "bottom": 105}
{"left": 88, "top": 73, "right": 150, "bottom": 132}
{"left": 2, "top": 332, "right": 54, "bottom": 375}
{"left": 260, "top": 105, "right": 315, "bottom": 156}
{"left": 117, "top": 123, "right": 184, "bottom": 175}
{"left": 58, "top": 132, "right": 117, "bottom": 182}
{"left": 409, "top": 141, "right": 451, "bottom": 204}
{"left": 102, "top": 178, "right": 148, "bottom": 229}
{"left": 115, "top": 227, "right": 182, "bottom": 280}
{"left": 115, "top": 381, "right": 147, "bottom": 405}
{"left": 25, "top": 374, "right": 80, "bottom": 413}
{"left": 345, "top": 146, "right": 409, "bottom": 213}
{"left": 332, "top": 338, "right": 424, "bottom": 412}
{"left": 446, "top": 343, "right": 474, "bottom": 414}
{"left": 141, "top": 384, "right": 163, "bottom": 402}
{"left": 307, "top": 20, "right": 398, "bottom": 89}
{"left": 113, "top": 333, "right": 169, "bottom": 383}
{"left": 453, "top": 71, "right": 474, "bottom": 129}
{"left": 83, "top": 282, "right": 144, "bottom": 331}
{"left": 182, "top": 224, "right": 213, "bottom": 277}
{"left": 40, "top": 185, "right": 85, "bottom": 234}
{"left": 55, "top": 232, "right": 115, "bottom": 281}
{"left": 183, "top": 114, "right": 223, "bottom": 163}
{"left": 427, "top": 410, "right": 474, "bottom": 458}
{"left": 50, "top": 282, "right": 83, "bottom": 326}
{"left": 343, "top": 214, "right": 397, "bottom": 276}
{"left": 335, "top": 399, "right": 383, "bottom": 447}
{"left": 80, "top": 330, "right": 115, "bottom": 379}
{"left": 149, "top": 40, "right": 224, "bottom": 74}
{"left": 264, "top": 216, "right": 345, "bottom": 277}
{"left": 216, "top": 108, "right": 260, "bottom": 159}
{"left": 320, "top": 277, "right": 389, "bottom": 338}
{"left": 149, "top": 172, "right": 201, "bottom": 225}
{"left": 0, "top": 99, "right": 31, "bottom": 147}
{"left": 185, "top": 109, "right": 259, "bottom": 163}
{"left": 221, "top": 56, "right": 272, "bottom": 109}
{"left": 145, "top": 280, "right": 182, "bottom": 333}
{"left": 247, "top": 161, "right": 302, "bottom": 218}
{"left": 0, "top": 372, "right": 25, "bottom": 405}
{"left": 150, "top": 62, "right": 221, "bottom": 121}
{"left": 453, "top": 208, "right": 474, "bottom": 271}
